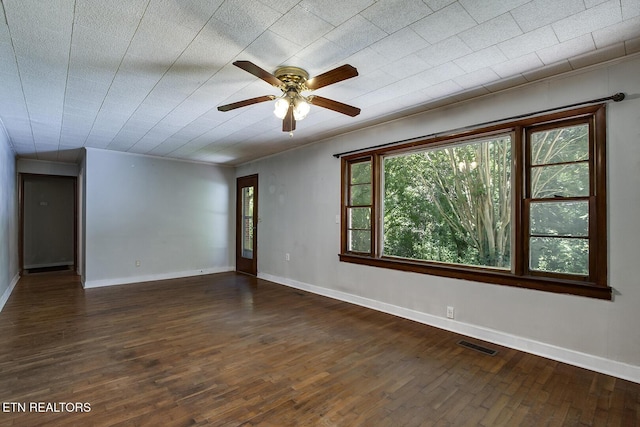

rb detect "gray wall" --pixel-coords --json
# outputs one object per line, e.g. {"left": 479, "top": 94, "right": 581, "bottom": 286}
{"left": 237, "top": 55, "right": 640, "bottom": 382}
{"left": 0, "top": 124, "right": 18, "bottom": 310}
{"left": 83, "top": 148, "right": 236, "bottom": 287}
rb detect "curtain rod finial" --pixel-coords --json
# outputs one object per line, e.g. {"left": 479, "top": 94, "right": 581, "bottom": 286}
{"left": 612, "top": 93, "right": 625, "bottom": 102}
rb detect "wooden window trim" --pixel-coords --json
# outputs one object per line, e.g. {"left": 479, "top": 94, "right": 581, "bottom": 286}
{"left": 339, "top": 105, "right": 611, "bottom": 300}
{"left": 343, "top": 158, "right": 374, "bottom": 255}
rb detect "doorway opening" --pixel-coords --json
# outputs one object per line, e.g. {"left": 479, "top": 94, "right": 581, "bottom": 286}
{"left": 19, "top": 174, "right": 77, "bottom": 275}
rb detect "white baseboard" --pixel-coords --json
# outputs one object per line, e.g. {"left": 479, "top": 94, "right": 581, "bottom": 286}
{"left": 83, "top": 266, "right": 234, "bottom": 289}
{"left": 259, "top": 272, "right": 640, "bottom": 384}
{"left": 0, "top": 273, "right": 20, "bottom": 312}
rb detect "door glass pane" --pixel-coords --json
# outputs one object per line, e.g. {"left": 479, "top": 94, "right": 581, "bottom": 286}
{"left": 242, "top": 186, "right": 254, "bottom": 259}
{"left": 530, "top": 236, "right": 588, "bottom": 275}
{"left": 530, "top": 201, "right": 589, "bottom": 237}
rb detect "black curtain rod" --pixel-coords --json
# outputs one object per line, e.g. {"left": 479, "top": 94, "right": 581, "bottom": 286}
{"left": 332, "top": 92, "right": 625, "bottom": 158}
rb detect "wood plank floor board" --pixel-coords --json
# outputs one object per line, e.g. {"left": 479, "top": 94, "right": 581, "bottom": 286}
{"left": 0, "top": 271, "right": 638, "bottom": 426}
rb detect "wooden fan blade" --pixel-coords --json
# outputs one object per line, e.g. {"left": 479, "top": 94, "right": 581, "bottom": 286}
{"left": 305, "top": 64, "right": 358, "bottom": 90}
{"left": 233, "top": 60, "right": 283, "bottom": 88}
{"left": 217, "top": 95, "right": 275, "bottom": 112}
{"left": 308, "top": 96, "right": 361, "bottom": 117}
{"left": 283, "top": 105, "right": 296, "bottom": 132}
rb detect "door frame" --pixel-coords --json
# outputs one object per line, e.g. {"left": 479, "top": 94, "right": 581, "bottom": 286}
{"left": 236, "top": 174, "right": 258, "bottom": 276}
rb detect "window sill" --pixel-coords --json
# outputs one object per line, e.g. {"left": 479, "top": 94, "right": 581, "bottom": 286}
{"left": 339, "top": 253, "right": 612, "bottom": 300}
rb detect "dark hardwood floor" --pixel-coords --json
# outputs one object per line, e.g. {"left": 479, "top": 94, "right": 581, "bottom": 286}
{"left": 0, "top": 271, "right": 638, "bottom": 426}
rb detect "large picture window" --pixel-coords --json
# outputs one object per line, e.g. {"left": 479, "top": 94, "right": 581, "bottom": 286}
{"left": 340, "top": 105, "right": 609, "bottom": 299}
{"left": 383, "top": 134, "right": 512, "bottom": 269}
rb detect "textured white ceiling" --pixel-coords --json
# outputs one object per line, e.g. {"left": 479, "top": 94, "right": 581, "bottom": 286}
{"left": 0, "top": 0, "right": 638, "bottom": 165}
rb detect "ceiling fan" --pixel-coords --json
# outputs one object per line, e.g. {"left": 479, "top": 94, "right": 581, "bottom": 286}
{"left": 217, "top": 61, "right": 361, "bottom": 133}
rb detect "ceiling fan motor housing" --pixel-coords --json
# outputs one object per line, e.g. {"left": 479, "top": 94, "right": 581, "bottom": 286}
{"left": 274, "top": 66, "right": 310, "bottom": 90}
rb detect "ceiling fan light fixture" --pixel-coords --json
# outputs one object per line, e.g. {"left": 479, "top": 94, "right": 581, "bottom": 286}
{"left": 293, "top": 97, "right": 310, "bottom": 121}
{"left": 273, "top": 97, "right": 290, "bottom": 119}
{"left": 218, "top": 61, "right": 360, "bottom": 132}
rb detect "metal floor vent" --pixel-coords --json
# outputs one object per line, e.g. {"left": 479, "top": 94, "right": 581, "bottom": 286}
{"left": 457, "top": 340, "right": 498, "bottom": 356}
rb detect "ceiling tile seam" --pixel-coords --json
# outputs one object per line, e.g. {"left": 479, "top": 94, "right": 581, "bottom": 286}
{"left": 124, "top": 6, "right": 240, "bottom": 154}
{"left": 190, "top": 141, "right": 229, "bottom": 159}
{"left": 285, "top": 12, "right": 391, "bottom": 65}
{"left": 190, "top": 128, "right": 284, "bottom": 159}
{"left": 0, "top": 118, "right": 15, "bottom": 155}
{"left": 125, "top": 1, "right": 296, "bottom": 154}
{"left": 144, "top": 53, "right": 286, "bottom": 154}
{"left": 589, "top": 32, "right": 599, "bottom": 57}
{"left": 352, "top": 13, "right": 392, "bottom": 42}
{"left": 548, "top": 19, "right": 563, "bottom": 55}
{"left": 336, "top": 9, "right": 396, "bottom": 57}
{"left": 534, "top": 51, "right": 547, "bottom": 68}
{"left": 2, "top": 0, "right": 36, "bottom": 153}
{"left": 164, "top": 125, "right": 219, "bottom": 157}
{"left": 455, "top": 31, "right": 477, "bottom": 54}
{"left": 134, "top": 86, "right": 279, "bottom": 156}
{"left": 271, "top": 11, "right": 335, "bottom": 52}
{"left": 456, "top": 1, "right": 481, "bottom": 26}
{"left": 347, "top": 58, "right": 450, "bottom": 104}
{"left": 225, "top": 5, "right": 289, "bottom": 72}
{"left": 292, "top": 31, "right": 428, "bottom": 101}
{"left": 57, "top": 0, "right": 78, "bottom": 161}
{"left": 124, "top": 78, "right": 263, "bottom": 155}
{"left": 258, "top": 0, "right": 298, "bottom": 18}
{"left": 296, "top": 3, "right": 339, "bottom": 31}
{"left": 508, "top": 10, "right": 526, "bottom": 36}
{"left": 359, "top": 0, "right": 435, "bottom": 34}
{"left": 194, "top": 139, "right": 237, "bottom": 158}
{"left": 378, "top": 11, "right": 527, "bottom": 70}
{"left": 0, "top": 0, "right": 6, "bottom": 26}
{"left": 80, "top": 0, "right": 153, "bottom": 148}
{"left": 493, "top": 24, "right": 557, "bottom": 65}
{"left": 546, "top": 32, "right": 606, "bottom": 72}
{"left": 148, "top": 88, "right": 272, "bottom": 157}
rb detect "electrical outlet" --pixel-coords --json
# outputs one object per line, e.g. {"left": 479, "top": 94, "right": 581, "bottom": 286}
{"left": 135, "top": 260, "right": 141, "bottom": 267}
{"left": 285, "top": 253, "right": 290, "bottom": 261}
{"left": 446, "top": 306, "right": 455, "bottom": 319}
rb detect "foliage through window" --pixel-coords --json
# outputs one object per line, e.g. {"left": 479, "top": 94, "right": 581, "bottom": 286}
{"left": 340, "top": 106, "right": 609, "bottom": 299}
{"left": 527, "top": 123, "right": 591, "bottom": 276}
{"left": 346, "top": 160, "right": 372, "bottom": 253}
{"left": 384, "top": 135, "right": 512, "bottom": 269}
